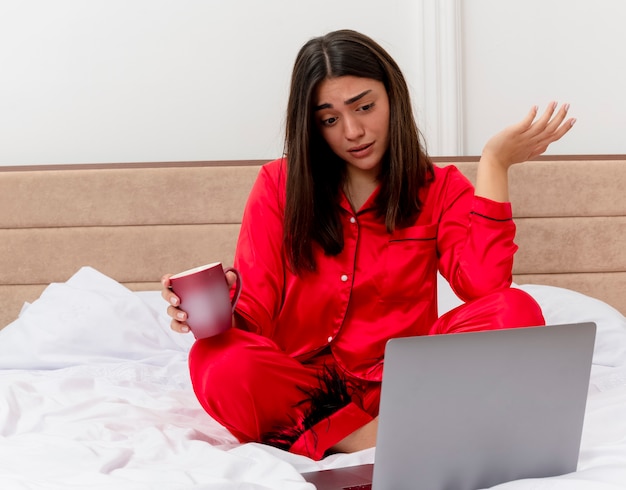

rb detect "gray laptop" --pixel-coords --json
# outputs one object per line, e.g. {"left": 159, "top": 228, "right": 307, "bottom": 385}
{"left": 302, "top": 322, "right": 596, "bottom": 490}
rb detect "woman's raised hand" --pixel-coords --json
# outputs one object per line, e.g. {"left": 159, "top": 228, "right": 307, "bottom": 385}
{"left": 481, "top": 102, "right": 576, "bottom": 170}
{"left": 476, "top": 103, "right": 575, "bottom": 202}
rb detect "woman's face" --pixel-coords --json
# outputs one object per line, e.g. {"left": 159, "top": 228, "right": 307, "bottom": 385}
{"left": 313, "top": 76, "right": 390, "bottom": 179}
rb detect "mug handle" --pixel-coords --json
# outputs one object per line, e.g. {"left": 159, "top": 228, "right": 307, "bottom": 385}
{"left": 224, "top": 267, "right": 242, "bottom": 312}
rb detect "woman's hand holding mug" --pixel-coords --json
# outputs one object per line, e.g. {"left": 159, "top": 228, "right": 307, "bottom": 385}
{"left": 161, "top": 262, "right": 242, "bottom": 339}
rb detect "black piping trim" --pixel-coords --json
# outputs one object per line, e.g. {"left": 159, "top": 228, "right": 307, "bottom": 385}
{"left": 389, "top": 237, "right": 437, "bottom": 243}
{"left": 470, "top": 211, "right": 513, "bottom": 222}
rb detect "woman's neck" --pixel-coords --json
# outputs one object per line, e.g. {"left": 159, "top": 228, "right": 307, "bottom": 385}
{"left": 343, "top": 168, "right": 379, "bottom": 211}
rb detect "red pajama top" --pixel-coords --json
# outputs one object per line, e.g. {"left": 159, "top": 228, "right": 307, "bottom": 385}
{"left": 233, "top": 158, "right": 517, "bottom": 382}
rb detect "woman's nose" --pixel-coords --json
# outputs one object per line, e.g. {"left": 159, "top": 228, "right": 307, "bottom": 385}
{"left": 343, "top": 115, "right": 365, "bottom": 140}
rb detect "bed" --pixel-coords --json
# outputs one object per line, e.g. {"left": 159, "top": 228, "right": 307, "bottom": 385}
{"left": 1, "top": 156, "right": 625, "bottom": 489}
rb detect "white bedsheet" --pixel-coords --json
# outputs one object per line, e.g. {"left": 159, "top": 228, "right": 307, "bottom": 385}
{"left": 1, "top": 267, "right": 625, "bottom": 489}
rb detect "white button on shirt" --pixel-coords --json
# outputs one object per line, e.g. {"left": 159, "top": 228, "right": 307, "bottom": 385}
{"left": 350, "top": 217, "right": 356, "bottom": 224}
{"left": 327, "top": 336, "right": 333, "bottom": 343}
{"left": 340, "top": 274, "right": 348, "bottom": 282}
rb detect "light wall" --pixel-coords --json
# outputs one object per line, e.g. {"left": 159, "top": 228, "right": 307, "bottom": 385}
{"left": 0, "top": 0, "right": 424, "bottom": 165}
{"left": 1, "top": 0, "right": 624, "bottom": 166}
{"left": 461, "top": 0, "right": 626, "bottom": 156}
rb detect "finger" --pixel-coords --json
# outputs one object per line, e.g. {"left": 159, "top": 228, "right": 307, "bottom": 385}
{"left": 161, "top": 273, "right": 173, "bottom": 288}
{"left": 170, "top": 317, "right": 191, "bottom": 334}
{"left": 161, "top": 274, "right": 173, "bottom": 296}
{"left": 225, "top": 270, "right": 238, "bottom": 288}
{"left": 536, "top": 106, "right": 575, "bottom": 146}
{"left": 548, "top": 117, "right": 577, "bottom": 143}
{"left": 529, "top": 117, "right": 576, "bottom": 158}
{"left": 542, "top": 103, "right": 570, "bottom": 136}
{"left": 167, "top": 291, "right": 181, "bottom": 307}
{"left": 527, "top": 101, "right": 558, "bottom": 136}
{"left": 512, "top": 105, "right": 539, "bottom": 134}
{"left": 161, "top": 274, "right": 182, "bottom": 306}
{"left": 167, "top": 304, "right": 187, "bottom": 322}
{"left": 162, "top": 287, "right": 180, "bottom": 307}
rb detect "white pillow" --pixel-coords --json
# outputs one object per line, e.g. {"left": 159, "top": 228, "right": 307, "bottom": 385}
{"left": 517, "top": 284, "right": 626, "bottom": 368}
{"left": 437, "top": 274, "right": 626, "bottom": 367}
{"left": 0, "top": 267, "right": 192, "bottom": 370}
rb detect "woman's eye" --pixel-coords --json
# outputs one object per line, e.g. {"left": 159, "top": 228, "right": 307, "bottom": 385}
{"left": 359, "top": 102, "right": 374, "bottom": 112}
{"left": 322, "top": 117, "right": 337, "bottom": 126}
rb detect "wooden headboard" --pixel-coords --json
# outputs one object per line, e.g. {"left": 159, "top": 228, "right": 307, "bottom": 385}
{"left": 1, "top": 156, "right": 625, "bottom": 328}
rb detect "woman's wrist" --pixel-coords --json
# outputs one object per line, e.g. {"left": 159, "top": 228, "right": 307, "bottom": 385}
{"left": 475, "top": 154, "right": 510, "bottom": 203}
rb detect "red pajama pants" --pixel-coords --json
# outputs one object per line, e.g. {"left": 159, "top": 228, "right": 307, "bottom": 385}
{"left": 188, "top": 288, "right": 545, "bottom": 460}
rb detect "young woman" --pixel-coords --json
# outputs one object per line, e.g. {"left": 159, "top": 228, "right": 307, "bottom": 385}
{"left": 162, "top": 29, "right": 575, "bottom": 460}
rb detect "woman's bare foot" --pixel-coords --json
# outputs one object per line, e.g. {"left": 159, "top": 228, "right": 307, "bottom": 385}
{"left": 329, "top": 417, "right": 378, "bottom": 454}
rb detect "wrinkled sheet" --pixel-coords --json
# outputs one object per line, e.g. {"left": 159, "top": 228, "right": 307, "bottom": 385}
{"left": 0, "top": 267, "right": 625, "bottom": 489}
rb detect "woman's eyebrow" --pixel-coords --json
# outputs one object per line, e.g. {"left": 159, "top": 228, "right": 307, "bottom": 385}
{"left": 313, "top": 89, "right": 373, "bottom": 112}
{"left": 344, "top": 89, "right": 372, "bottom": 105}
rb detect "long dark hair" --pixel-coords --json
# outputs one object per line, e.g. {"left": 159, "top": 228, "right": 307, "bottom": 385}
{"left": 284, "top": 29, "right": 433, "bottom": 273}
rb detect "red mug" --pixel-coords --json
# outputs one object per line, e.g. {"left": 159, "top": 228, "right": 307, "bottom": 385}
{"left": 169, "top": 262, "right": 242, "bottom": 339}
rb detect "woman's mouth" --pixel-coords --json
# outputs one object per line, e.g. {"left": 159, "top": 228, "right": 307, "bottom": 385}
{"left": 348, "top": 142, "right": 374, "bottom": 158}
